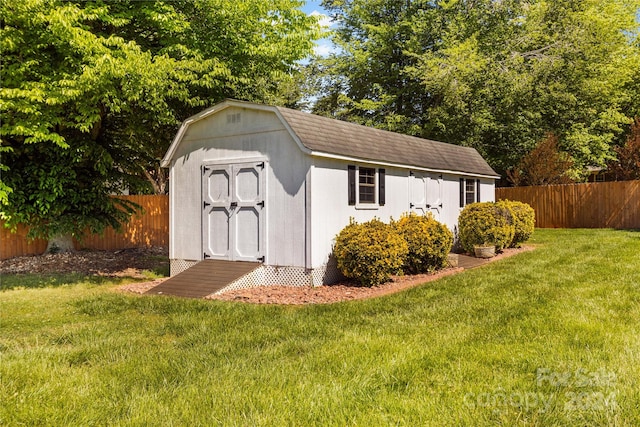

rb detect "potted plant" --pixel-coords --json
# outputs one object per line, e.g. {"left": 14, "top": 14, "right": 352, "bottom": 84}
{"left": 459, "top": 203, "right": 516, "bottom": 259}
{"left": 473, "top": 243, "right": 495, "bottom": 258}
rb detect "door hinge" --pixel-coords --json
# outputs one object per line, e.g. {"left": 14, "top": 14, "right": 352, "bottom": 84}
{"left": 203, "top": 201, "right": 211, "bottom": 209}
{"left": 202, "top": 166, "right": 210, "bottom": 175}
{"left": 410, "top": 202, "right": 415, "bottom": 208}
{"left": 257, "top": 161, "right": 265, "bottom": 169}
{"left": 257, "top": 200, "right": 264, "bottom": 208}
{"left": 203, "top": 252, "right": 211, "bottom": 259}
{"left": 257, "top": 256, "right": 265, "bottom": 262}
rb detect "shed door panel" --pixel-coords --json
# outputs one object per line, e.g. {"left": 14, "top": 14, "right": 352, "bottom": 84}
{"left": 410, "top": 173, "right": 427, "bottom": 214}
{"left": 206, "top": 208, "right": 230, "bottom": 257}
{"left": 232, "top": 164, "right": 263, "bottom": 261}
{"left": 426, "top": 176, "right": 443, "bottom": 220}
{"left": 235, "top": 207, "right": 261, "bottom": 259}
{"left": 203, "top": 166, "right": 231, "bottom": 259}
{"left": 202, "top": 162, "right": 265, "bottom": 262}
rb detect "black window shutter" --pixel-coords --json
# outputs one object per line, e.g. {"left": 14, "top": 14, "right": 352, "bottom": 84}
{"left": 378, "top": 168, "right": 386, "bottom": 206}
{"left": 459, "top": 178, "right": 465, "bottom": 208}
{"left": 476, "top": 179, "right": 481, "bottom": 202}
{"left": 348, "top": 165, "right": 356, "bottom": 205}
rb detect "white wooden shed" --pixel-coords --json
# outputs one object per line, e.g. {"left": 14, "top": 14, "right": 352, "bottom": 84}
{"left": 161, "top": 99, "right": 499, "bottom": 290}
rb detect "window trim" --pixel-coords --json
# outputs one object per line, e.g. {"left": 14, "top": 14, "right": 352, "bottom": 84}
{"left": 465, "top": 179, "right": 476, "bottom": 206}
{"left": 358, "top": 166, "right": 377, "bottom": 205}
{"left": 460, "top": 178, "right": 481, "bottom": 207}
{"left": 348, "top": 165, "right": 385, "bottom": 209}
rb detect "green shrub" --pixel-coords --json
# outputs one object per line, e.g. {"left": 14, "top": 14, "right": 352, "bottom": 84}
{"left": 458, "top": 202, "right": 515, "bottom": 253}
{"left": 394, "top": 213, "right": 453, "bottom": 274}
{"left": 497, "top": 200, "right": 535, "bottom": 247}
{"left": 333, "top": 218, "right": 408, "bottom": 287}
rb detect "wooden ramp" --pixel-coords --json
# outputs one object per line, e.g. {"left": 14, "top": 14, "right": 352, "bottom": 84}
{"left": 456, "top": 253, "right": 490, "bottom": 269}
{"left": 145, "top": 260, "right": 260, "bottom": 298}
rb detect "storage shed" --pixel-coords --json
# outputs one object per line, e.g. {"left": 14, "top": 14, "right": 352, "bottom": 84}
{"left": 161, "top": 99, "right": 499, "bottom": 290}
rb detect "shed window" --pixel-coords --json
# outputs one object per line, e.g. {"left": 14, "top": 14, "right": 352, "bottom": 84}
{"left": 460, "top": 178, "right": 481, "bottom": 207}
{"left": 359, "top": 167, "right": 376, "bottom": 204}
{"left": 465, "top": 180, "right": 476, "bottom": 205}
{"left": 348, "top": 165, "right": 385, "bottom": 207}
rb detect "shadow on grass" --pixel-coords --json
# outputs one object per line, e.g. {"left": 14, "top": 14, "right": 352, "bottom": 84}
{"left": 149, "top": 264, "right": 170, "bottom": 277}
{"left": 0, "top": 273, "right": 142, "bottom": 291}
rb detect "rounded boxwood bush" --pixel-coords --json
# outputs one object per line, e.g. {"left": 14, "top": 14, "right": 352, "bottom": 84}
{"left": 394, "top": 213, "right": 453, "bottom": 274}
{"left": 333, "top": 218, "right": 408, "bottom": 287}
{"left": 458, "top": 202, "right": 515, "bottom": 253}
{"left": 497, "top": 200, "right": 535, "bottom": 247}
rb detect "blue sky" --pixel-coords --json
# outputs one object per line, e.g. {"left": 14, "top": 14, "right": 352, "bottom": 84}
{"left": 300, "top": 1, "right": 335, "bottom": 56}
{"left": 300, "top": 0, "right": 328, "bottom": 16}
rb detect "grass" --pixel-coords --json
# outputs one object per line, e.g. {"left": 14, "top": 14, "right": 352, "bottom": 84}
{"left": 1, "top": 229, "right": 639, "bottom": 426}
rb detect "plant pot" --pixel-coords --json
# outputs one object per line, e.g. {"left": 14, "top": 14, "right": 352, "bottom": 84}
{"left": 474, "top": 245, "right": 495, "bottom": 259}
{"left": 447, "top": 253, "right": 459, "bottom": 267}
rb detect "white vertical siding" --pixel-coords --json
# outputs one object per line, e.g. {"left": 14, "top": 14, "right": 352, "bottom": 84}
{"left": 309, "top": 159, "right": 413, "bottom": 267}
{"left": 309, "top": 158, "right": 497, "bottom": 268}
{"left": 169, "top": 107, "right": 310, "bottom": 267}
{"left": 480, "top": 180, "right": 495, "bottom": 202}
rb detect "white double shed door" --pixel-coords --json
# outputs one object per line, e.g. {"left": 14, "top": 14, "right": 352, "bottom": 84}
{"left": 410, "top": 172, "right": 443, "bottom": 220}
{"left": 202, "top": 160, "right": 265, "bottom": 262}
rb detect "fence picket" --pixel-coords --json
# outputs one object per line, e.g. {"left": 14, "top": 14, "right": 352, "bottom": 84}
{"left": 496, "top": 181, "right": 640, "bottom": 229}
{"left": 1, "top": 195, "right": 169, "bottom": 260}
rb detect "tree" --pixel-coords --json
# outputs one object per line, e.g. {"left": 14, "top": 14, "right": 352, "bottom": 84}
{"left": 607, "top": 118, "right": 640, "bottom": 181}
{"left": 312, "top": 0, "right": 640, "bottom": 177}
{"left": 507, "top": 133, "right": 575, "bottom": 186}
{"left": 312, "top": 0, "right": 429, "bottom": 134}
{"left": 1, "top": 0, "right": 319, "bottom": 249}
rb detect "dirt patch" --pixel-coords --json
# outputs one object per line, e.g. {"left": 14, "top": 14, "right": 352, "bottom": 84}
{"left": 118, "top": 245, "right": 534, "bottom": 304}
{"left": 0, "top": 247, "right": 169, "bottom": 278}
{"left": 205, "top": 267, "right": 464, "bottom": 305}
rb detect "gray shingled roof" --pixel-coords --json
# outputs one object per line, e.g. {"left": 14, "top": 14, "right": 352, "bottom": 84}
{"left": 276, "top": 107, "right": 499, "bottom": 178}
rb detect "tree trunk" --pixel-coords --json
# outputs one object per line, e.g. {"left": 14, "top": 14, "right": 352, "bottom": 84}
{"left": 45, "top": 234, "right": 75, "bottom": 254}
{"left": 142, "top": 164, "right": 168, "bottom": 194}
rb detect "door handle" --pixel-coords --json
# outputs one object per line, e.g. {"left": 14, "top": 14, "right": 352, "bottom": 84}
{"left": 230, "top": 201, "right": 238, "bottom": 208}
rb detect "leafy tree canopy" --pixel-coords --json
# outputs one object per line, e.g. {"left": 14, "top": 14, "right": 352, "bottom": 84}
{"left": 507, "top": 133, "right": 575, "bottom": 186}
{"left": 0, "top": 0, "right": 320, "bottom": 241}
{"left": 607, "top": 118, "right": 640, "bottom": 180}
{"left": 311, "top": 0, "right": 640, "bottom": 178}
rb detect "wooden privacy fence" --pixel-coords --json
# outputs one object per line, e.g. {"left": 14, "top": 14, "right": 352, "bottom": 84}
{"left": 4, "top": 184, "right": 638, "bottom": 258}
{"left": 496, "top": 181, "right": 640, "bottom": 229}
{"left": 1, "top": 195, "right": 168, "bottom": 260}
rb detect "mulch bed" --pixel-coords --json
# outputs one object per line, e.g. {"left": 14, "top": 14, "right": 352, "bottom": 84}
{"left": 0, "top": 247, "right": 169, "bottom": 278}
{"left": 119, "top": 245, "right": 535, "bottom": 305}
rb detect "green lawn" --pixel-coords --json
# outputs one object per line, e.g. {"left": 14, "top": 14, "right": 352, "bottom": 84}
{"left": 1, "top": 229, "right": 639, "bottom": 426}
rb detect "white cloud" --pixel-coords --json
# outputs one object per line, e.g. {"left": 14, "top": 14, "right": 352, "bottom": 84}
{"left": 314, "top": 41, "right": 337, "bottom": 57}
{"left": 309, "top": 10, "right": 333, "bottom": 28}
{"left": 305, "top": 9, "right": 339, "bottom": 58}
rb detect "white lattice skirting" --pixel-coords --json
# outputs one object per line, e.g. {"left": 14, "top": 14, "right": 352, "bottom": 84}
{"left": 170, "top": 259, "right": 199, "bottom": 276}
{"left": 169, "top": 258, "right": 346, "bottom": 294}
